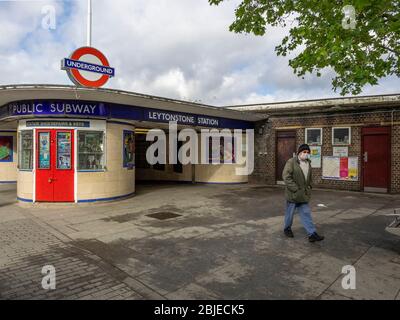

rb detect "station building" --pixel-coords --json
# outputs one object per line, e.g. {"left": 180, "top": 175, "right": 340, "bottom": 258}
{"left": 2, "top": 85, "right": 400, "bottom": 203}
{"left": 0, "top": 85, "right": 259, "bottom": 203}
{"left": 229, "top": 94, "right": 400, "bottom": 194}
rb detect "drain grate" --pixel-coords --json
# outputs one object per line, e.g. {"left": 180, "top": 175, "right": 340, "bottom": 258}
{"left": 146, "top": 212, "right": 182, "bottom": 220}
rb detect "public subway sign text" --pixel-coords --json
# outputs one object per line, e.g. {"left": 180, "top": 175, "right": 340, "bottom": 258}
{"left": 7, "top": 102, "right": 106, "bottom": 117}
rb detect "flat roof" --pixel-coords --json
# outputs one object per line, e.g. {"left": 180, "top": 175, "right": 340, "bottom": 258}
{"left": 225, "top": 93, "right": 400, "bottom": 114}
{"left": 0, "top": 84, "right": 263, "bottom": 122}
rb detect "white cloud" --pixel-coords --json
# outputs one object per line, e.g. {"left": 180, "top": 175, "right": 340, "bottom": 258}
{"left": 0, "top": 0, "right": 398, "bottom": 106}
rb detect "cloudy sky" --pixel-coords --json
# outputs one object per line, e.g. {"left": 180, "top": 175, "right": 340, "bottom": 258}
{"left": 0, "top": 0, "right": 399, "bottom": 106}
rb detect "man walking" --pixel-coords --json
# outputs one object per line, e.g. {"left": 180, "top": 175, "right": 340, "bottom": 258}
{"left": 282, "top": 144, "right": 324, "bottom": 242}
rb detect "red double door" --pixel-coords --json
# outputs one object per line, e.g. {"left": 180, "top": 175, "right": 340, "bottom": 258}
{"left": 36, "top": 129, "right": 75, "bottom": 202}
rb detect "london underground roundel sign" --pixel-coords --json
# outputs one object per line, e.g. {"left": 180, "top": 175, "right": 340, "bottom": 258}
{"left": 61, "top": 47, "right": 115, "bottom": 88}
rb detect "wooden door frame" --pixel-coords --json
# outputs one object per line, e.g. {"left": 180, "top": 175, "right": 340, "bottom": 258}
{"left": 275, "top": 130, "right": 297, "bottom": 183}
{"left": 361, "top": 126, "right": 391, "bottom": 193}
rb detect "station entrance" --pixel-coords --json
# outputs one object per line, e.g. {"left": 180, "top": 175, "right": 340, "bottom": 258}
{"left": 36, "top": 129, "right": 75, "bottom": 202}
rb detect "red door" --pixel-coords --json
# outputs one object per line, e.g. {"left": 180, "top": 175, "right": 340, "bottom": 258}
{"left": 362, "top": 127, "right": 390, "bottom": 193}
{"left": 276, "top": 131, "right": 296, "bottom": 182}
{"left": 36, "top": 129, "right": 74, "bottom": 202}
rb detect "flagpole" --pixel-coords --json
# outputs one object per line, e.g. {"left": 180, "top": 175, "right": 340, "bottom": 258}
{"left": 87, "top": 0, "right": 92, "bottom": 47}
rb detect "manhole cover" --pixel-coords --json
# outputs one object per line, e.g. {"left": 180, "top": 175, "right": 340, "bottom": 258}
{"left": 146, "top": 212, "right": 182, "bottom": 220}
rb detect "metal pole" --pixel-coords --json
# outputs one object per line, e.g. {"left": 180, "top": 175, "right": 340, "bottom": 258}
{"left": 87, "top": 0, "right": 92, "bottom": 47}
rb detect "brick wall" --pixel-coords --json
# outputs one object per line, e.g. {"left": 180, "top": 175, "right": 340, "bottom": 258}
{"left": 252, "top": 109, "right": 400, "bottom": 194}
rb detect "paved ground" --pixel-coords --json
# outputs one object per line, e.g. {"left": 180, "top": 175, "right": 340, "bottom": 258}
{"left": 0, "top": 183, "right": 400, "bottom": 300}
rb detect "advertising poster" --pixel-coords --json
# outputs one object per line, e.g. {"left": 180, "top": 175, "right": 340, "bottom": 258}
{"left": 208, "top": 137, "right": 221, "bottom": 163}
{"left": 0, "top": 136, "right": 13, "bottom": 162}
{"left": 208, "top": 137, "right": 235, "bottom": 164}
{"left": 39, "top": 133, "right": 50, "bottom": 169}
{"left": 57, "top": 132, "right": 71, "bottom": 169}
{"left": 348, "top": 157, "right": 358, "bottom": 180}
{"left": 223, "top": 138, "right": 235, "bottom": 163}
{"left": 340, "top": 157, "right": 349, "bottom": 178}
{"left": 310, "top": 146, "right": 321, "bottom": 168}
{"left": 123, "top": 130, "right": 135, "bottom": 168}
{"left": 322, "top": 156, "right": 358, "bottom": 181}
{"left": 333, "top": 146, "right": 348, "bottom": 157}
{"left": 322, "top": 156, "right": 340, "bottom": 179}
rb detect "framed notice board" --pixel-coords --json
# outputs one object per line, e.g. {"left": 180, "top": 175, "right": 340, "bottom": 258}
{"left": 322, "top": 156, "right": 358, "bottom": 181}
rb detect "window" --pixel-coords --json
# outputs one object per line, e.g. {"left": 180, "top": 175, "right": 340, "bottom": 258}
{"left": 78, "top": 131, "right": 105, "bottom": 170}
{"left": 18, "top": 131, "right": 33, "bottom": 170}
{"left": 332, "top": 127, "right": 351, "bottom": 145}
{"left": 305, "top": 128, "right": 322, "bottom": 145}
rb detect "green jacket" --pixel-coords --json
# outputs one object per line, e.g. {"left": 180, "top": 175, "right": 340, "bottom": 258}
{"left": 282, "top": 157, "right": 312, "bottom": 203}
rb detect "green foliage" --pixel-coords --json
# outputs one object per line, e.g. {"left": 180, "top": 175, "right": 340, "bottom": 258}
{"left": 209, "top": 0, "right": 400, "bottom": 95}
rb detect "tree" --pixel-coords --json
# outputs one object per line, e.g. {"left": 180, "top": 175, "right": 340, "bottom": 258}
{"left": 209, "top": 0, "right": 400, "bottom": 95}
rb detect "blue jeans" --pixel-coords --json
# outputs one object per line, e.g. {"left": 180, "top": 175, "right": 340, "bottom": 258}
{"left": 284, "top": 201, "right": 316, "bottom": 236}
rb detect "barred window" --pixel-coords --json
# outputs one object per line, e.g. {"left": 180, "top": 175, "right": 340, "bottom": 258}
{"left": 305, "top": 128, "right": 322, "bottom": 145}
{"left": 332, "top": 127, "right": 351, "bottom": 145}
{"left": 18, "top": 131, "right": 33, "bottom": 170}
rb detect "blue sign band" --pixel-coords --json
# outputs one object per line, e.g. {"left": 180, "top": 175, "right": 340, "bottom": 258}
{"left": 5, "top": 101, "right": 106, "bottom": 117}
{"left": 63, "top": 58, "right": 115, "bottom": 77}
{"left": 0, "top": 100, "right": 253, "bottom": 129}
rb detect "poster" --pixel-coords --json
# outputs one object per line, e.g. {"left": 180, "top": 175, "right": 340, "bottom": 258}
{"left": 322, "top": 156, "right": 340, "bottom": 179}
{"left": 0, "top": 136, "right": 13, "bottom": 162}
{"left": 208, "top": 137, "right": 235, "bottom": 164}
{"left": 310, "top": 146, "right": 321, "bottom": 168}
{"left": 58, "top": 154, "right": 71, "bottom": 169}
{"left": 57, "top": 132, "right": 71, "bottom": 169}
{"left": 322, "top": 156, "right": 358, "bottom": 181}
{"left": 333, "top": 146, "right": 348, "bottom": 157}
{"left": 123, "top": 130, "right": 135, "bottom": 168}
{"left": 223, "top": 138, "right": 235, "bottom": 163}
{"left": 39, "top": 133, "right": 50, "bottom": 169}
{"left": 340, "top": 157, "right": 348, "bottom": 178}
{"left": 208, "top": 137, "right": 222, "bottom": 163}
{"left": 348, "top": 157, "right": 358, "bottom": 180}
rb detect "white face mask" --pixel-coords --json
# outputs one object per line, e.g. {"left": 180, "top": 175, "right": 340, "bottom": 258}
{"left": 299, "top": 152, "right": 310, "bottom": 161}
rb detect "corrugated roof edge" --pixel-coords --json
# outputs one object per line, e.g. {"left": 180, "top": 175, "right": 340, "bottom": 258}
{"left": 224, "top": 93, "right": 400, "bottom": 112}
